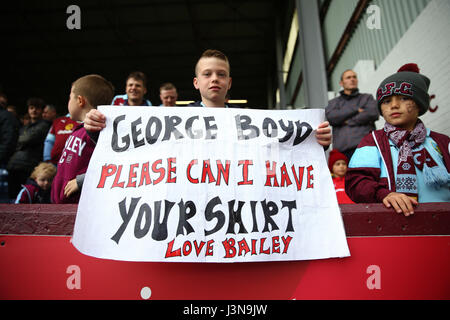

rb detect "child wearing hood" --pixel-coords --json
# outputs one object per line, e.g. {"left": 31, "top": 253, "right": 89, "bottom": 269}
{"left": 15, "top": 162, "right": 56, "bottom": 203}
{"left": 328, "top": 149, "right": 354, "bottom": 204}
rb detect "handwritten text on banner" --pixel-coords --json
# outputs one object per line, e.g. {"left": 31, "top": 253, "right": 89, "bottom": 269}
{"left": 72, "top": 106, "right": 350, "bottom": 262}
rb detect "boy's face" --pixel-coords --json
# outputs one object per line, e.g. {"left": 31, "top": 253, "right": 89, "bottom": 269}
{"left": 67, "top": 87, "right": 82, "bottom": 121}
{"left": 332, "top": 160, "right": 348, "bottom": 178}
{"left": 36, "top": 173, "right": 53, "bottom": 191}
{"left": 380, "top": 95, "right": 419, "bottom": 131}
{"left": 28, "top": 105, "right": 43, "bottom": 122}
{"left": 126, "top": 77, "right": 147, "bottom": 104}
{"left": 160, "top": 88, "right": 178, "bottom": 106}
{"left": 193, "top": 57, "right": 232, "bottom": 107}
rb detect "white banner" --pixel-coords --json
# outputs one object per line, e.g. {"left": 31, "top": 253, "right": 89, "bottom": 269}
{"left": 72, "top": 106, "right": 350, "bottom": 262}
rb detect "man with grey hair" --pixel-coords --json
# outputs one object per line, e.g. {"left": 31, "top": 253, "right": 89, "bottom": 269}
{"left": 43, "top": 104, "right": 58, "bottom": 122}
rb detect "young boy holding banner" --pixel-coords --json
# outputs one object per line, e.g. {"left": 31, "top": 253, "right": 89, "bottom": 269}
{"left": 84, "top": 49, "right": 332, "bottom": 146}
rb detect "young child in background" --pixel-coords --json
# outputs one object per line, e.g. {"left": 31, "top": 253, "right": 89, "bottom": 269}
{"left": 346, "top": 64, "right": 450, "bottom": 216}
{"left": 51, "top": 74, "right": 114, "bottom": 204}
{"left": 328, "top": 149, "right": 354, "bottom": 204}
{"left": 15, "top": 162, "right": 56, "bottom": 203}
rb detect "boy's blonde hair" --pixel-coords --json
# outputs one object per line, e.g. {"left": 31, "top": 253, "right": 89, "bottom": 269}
{"left": 195, "top": 49, "right": 230, "bottom": 76}
{"left": 30, "top": 162, "right": 57, "bottom": 180}
{"left": 72, "top": 74, "right": 115, "bottom": 109}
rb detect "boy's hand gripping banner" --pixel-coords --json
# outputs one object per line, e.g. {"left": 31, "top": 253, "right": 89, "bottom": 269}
{"left": 73, "top": 106, "right": 350, "bottom": 262}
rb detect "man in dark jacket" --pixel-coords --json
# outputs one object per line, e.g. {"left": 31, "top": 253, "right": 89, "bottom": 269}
{"left": 0, "top": 96, "right": 20, "bottom": 202}
{"left": 7, "top": 97, "right": 51, "bottom": 199}
{"left": 0, "top": 98, "right": 19, "bottom": 165}
{"left": 325, "top": 70, "right": 379, "bottom": 160}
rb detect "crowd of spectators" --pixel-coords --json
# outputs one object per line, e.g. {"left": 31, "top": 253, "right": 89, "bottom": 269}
{"left": 0, "top": 57, "right": 448, "bottom": 216}
{"left": 0, "top": 72, "right": 179, "bottom": 204}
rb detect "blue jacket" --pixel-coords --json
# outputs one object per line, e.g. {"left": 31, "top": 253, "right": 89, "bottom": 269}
{"left": 346, "top": 128, "right": 450, "bottom": 203}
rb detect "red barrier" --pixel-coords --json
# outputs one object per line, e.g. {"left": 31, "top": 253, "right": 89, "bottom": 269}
{"left": 2, "top": 203, "right": 449, "bottom": 236}
{"left": 1, "top": 203, "right": 449, "bottom": 300}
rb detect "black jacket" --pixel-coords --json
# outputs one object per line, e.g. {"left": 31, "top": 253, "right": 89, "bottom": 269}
{"left": 325, "top": 90, "right": 379, "bottom": 153}
{"left": 7, "top": 119, "right": 51, "bottom": 172}
{"left": 0, "top": 108, "right": 19, "bottom": 165}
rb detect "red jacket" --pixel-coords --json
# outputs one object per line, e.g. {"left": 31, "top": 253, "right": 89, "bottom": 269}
{"left": 332, "top": 176, "right": 354, "bottom": 204}
{"left": 48, "top": 116, "right": 80, "bottom": 165}
{"left": 51, "top": 124, "right": 96, "bottom": 204}
{"left": 15, "top": 178, "right": 51, "bottom": 204}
